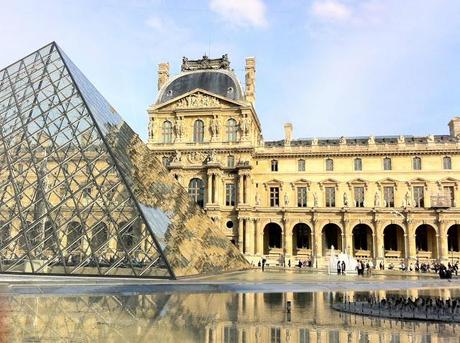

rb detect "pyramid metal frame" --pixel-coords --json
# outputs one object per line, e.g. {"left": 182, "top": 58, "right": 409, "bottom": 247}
{"left": 0, "top": 42, "right": 175, "bottom": 278}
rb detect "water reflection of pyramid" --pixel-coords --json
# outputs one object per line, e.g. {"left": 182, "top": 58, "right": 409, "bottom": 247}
{"left": 0, "top": 42, "right": 248, "bottom": 278}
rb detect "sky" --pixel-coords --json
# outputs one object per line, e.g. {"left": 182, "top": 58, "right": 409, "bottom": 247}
{"left": 1, "top": 0, "right": 460, "bottom": 141}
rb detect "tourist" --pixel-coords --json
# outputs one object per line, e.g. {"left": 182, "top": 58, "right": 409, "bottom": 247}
{"left": 261, "top": 257, "right": 266, "bottom": 271}
{"left": 341, "top": 260, "right": 346, "bottom": 275}
{"left": 337, "top": 261, "right": 342, "bottom": 274}
{"left": 379, "top": 261, "right": 384, "bottom": 270}
{"left": 288, "top": 259, "right": 291, "bottom": 268}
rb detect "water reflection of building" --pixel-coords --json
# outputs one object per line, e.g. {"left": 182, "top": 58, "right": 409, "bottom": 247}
{"left": 5, "top": 290, "right": 459, "bottom": 342}
{"left": 148, "top": 55, "right": 460, "bottom": 268}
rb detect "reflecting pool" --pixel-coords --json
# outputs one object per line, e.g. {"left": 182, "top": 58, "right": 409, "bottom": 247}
{"left": 1, "top": 288, "right": 459, "bottom": 342}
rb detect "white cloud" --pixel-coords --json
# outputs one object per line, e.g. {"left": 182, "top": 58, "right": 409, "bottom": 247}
{"left": 209, "top": 0, "right": 268, "bottom": 28}
{"left": 311, "top": 0, "right": 352, "bottom": 22}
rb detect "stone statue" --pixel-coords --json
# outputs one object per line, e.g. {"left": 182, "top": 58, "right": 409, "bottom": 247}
{"left": 313, "top": 192, "right": 318, "bottom": 207}
{"left": 343, "top": 192, "right": 349, "bottom": 207}
{"left": 374, "top": 192, "right": 381, "bottom": 207}
{"left": 312, "top": 137, "right": 318, "bottom": 146}
{"left": 181, "top": 57, "right": 190, "bottom": 71}
{"left": 220, "top": 54, "right": 230, "bottom": 69}
{"left": 284, "top": 193, "right": 289, "bottom": 206}
{"left": 206, "top": 150, "right": 217, "bottom": 163}
{"left": 398, "top": 135, "right": 405, "bottom": 144}
{"left": 339, "top": 136, "right": 347, "bottom": 145}
{"left": 240, "top": 116, "right": 250, "bottom": 136}
{"left": 148, "top": 119, "right": 154, "bottom": 140}
{"left": 427, "top": 134, "right": 435, "bottom": 143}
{"left": 368, "top": 135, "right": 375, "bottom": 144}
{"left": 210, "top": 117, "right": 219, "bottom": 137}
{"left": 404, "top": 191, "right": 412, "bottom": 207}
{"left": 172, "top": 150, "right": 182, "bottom": 162}
{"left": 174, "top": 117, "right": 183, "bottom": 138}
{"left": 255, "top": 193, "right": 261, "bottom": 206}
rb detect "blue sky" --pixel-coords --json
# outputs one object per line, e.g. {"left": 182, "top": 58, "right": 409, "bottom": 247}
{"left": 1, "top": 0, "right": 460, "bottom": 141}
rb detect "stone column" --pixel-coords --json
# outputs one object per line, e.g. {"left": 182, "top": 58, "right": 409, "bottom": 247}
{"left": 245, "top": 217, "right": 255, "bottom": 255}
{"left": 238, "top": 174, "right": 244, "bottom": 205}
{"left": 255, "top": 219, "right": 263, "bottom": 255}
{"left": 238, "top": 217, "right": 244, "bottom": 253}
{"left": 284, "top": 219, "right": 293, "bottom": 260}
{"left": 438, "top": 220, "right": 448, "bottom": 263}
{"left": 374, "top": 220, "right": 384, "bottom": 263}
{"left": 245, "top": 174, "right": 251, "bottom": 206}
{"left": 207, "top": 173, "right": 212, "bottom": 205}
{"left": 342, "top": 217, "right": 351, "bottom": 255}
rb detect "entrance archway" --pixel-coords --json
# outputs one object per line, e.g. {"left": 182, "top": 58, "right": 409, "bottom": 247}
{"left": 447, "top": 225, "right": 460, "bottom": 254}
{"left": 383, "top": 224, "right": 405, "bottom": 259}
{"left": 292, "top": 223, "right": 311, "bottom": 257}
{"left": 352, "top": 224, "right": 373, "bottom": 257}
{"left": 322, "top": 223, "right": 342, "bottom": 255}
{"left": 415, "top": 224, "right": 437, "bottom": 259}
{"left": 263, "top": 223, "right": 282, "bottom": 255}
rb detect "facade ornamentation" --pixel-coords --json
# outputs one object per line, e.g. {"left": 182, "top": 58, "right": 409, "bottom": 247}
{"left": 175, "top": 93, "right": 221, "bottom": 109}
{"left": 148, "top": 118, "right": 154, "bottom": 140}
{"left": 374, "top": 192, "right": 380, "bottom": 207}
{"left": 343, "top": 192, "right": 349, "bottom": 207}
{"left": 284, "top": 192, "right": 289, "bottom": 206}
{"left": 186, "top": 151, "right": 207, "bottom": 164}
{"left": 181, "top": 54, "right": 230, "bottom": 71}
{"left": 210, "top": 117, "right": 219, "bottom": 137}
{"left": 174, "top": 117, "right": 183, "bottom": 139}
{"left": 313, "top": 192, "right": 318, "bottom": 207}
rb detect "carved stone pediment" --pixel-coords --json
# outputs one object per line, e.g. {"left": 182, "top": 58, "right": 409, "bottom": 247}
{"left": 162, "top": 92, "right": 228, "bottom": 110}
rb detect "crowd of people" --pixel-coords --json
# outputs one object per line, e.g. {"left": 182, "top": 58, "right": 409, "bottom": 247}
{"left": 379, "top": 260, "right": 459, "bottom": 278}
{"left": 335, "top": 295, "right": 460, "bottom": 322}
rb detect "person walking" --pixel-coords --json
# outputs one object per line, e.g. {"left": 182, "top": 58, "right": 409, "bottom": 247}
{"left": 341, "top": 260, "right": 346, "bottom": 275}
{"left": 337, "top": 260, "right": 342, "bottom": 275}
{"left": 261, "top": 257, "right": 266, "bottom": 272}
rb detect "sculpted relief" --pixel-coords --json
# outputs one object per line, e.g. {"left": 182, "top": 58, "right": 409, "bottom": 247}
{"left": 174, "top": 93, "right": 222, "bottom": 109}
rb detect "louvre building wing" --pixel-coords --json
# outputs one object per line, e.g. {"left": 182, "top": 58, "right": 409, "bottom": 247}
{"left": 0, "top": 42, "right": 248, "bottom": 278}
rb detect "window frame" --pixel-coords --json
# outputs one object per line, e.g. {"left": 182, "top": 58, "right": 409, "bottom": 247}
{"left": 413, "top": 185, "right": 425, "bottom": 208}
{"left": 225, "top": 183, "right": 236, "bottom": 206}
{"left": 325, "top": 186, "right": 336, "bottom": 207}
{"left": 383, "top": 157, "right": 392, "bottom": 171}
{"left": 354, "top": 186, "right": 365, "bottom": 207}
{"left": 193, "top": 119, "right": 204, "bottom": 143}
{"left": 383, "top": 186, "right": 395, "bottom": 207}
{"left": 298, "top": 159, "right": 306, "bottom": 172}
{"left": 354, "top": 158, "right": 362, "bottom": 171}
{"left": 269, "top": 187, "right": 280, "bottom": 207}
{"left": 271, "top": 159, "right": 278, "bottom": 172}
{"left": 325, "top": 158, "right": 334, "bottom": 171}
{"left": 297, "top": 187, "right": 308, "bottom": 207}
{"left": 226, "top": 118, "right": 238, "bottom": 142}
{"left": 162, "top": 120, "right": 173, "bottom": 143}
{"left": 443, "top": 156, "right": 452, "bottom": 170}
{"left": 413, "top": 156, "right": 422, "bottom": 170}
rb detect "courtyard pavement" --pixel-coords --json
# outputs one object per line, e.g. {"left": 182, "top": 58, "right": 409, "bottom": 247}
{"left": 0, "top": 270, "right": 459, "bottom": 296}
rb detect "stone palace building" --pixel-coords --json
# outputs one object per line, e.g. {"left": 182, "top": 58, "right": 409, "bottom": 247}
{"left": 147, "top": 54, "right": 460, "bottom": 268}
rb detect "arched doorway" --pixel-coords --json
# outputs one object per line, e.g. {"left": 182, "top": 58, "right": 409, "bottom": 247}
{"left": 292, "top": 223, "right": 312, "bottom": 258}
{"left": 383, "top": 224, "right": 405, "bottom": 259}
{"left": 322, "top": 223, "right": 342, "bottom": 255}
{"left": 447, "top": 225, "right": 460, "bottom": 258}
{"left": 263, "top": 223, "right": 282, "bottom": 255}
{"left": 352, "top": 224, "right": 373, "bottom": 258}
{"left": 415, "top": 224, "right": 437, "bottom": 259}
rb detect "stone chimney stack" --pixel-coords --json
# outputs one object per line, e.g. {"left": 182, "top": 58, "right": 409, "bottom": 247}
{"left": 245, "top": 57, "right": 256, "bottom": 105}
{"left": 157, "top": 62, "right": 169, "bottom": 91}
{"left": 448, "top": 117, "right": 460, "bottom": 137}
{"left": 284, "top": 123, "right": 293, "bottom": 146}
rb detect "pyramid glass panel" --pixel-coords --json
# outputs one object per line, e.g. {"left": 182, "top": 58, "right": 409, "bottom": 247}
{"left": 0, "top": 42, "right": 249, "bottom": 278}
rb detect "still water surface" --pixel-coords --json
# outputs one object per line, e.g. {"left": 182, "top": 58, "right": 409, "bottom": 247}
{"left": 1, "top": 288, "right": 459, "bottom": 342}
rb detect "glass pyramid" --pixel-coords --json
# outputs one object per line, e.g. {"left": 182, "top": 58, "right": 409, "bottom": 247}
{"left": 0, "top": 42, "right": 248, "bottom": 278}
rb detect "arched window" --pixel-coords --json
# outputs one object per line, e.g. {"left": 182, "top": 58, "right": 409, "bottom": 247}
{"left": 91, "top": 222, "right": 108, "bottom": 250}
{"left": 443, "top": 156, "right": 452, "bottom": 170}
{"left": 326, "top": 158, "right": 334, "bottom": 171}
{"left": 354, "top": 158, "right": 362, "bottom": 171}
{"left": 383, "top": 157, "right": 392, "bottom": 170}
{"left": 188, "top": 178, "right": 205, "bottom": 207}
{"left": 193, "top": 120, "right": 204, "bottom": 143}
{"left": 227, "top": 118, "right": 238, "bottom": 142}
{"left": 162, "top": 120, "right": 173, "bottom": 143}
{"left": 413, "top": 157, "right": 422, "bottom": 170}
{"left": 117, "top": 221, "right": 139, "bottom": 251}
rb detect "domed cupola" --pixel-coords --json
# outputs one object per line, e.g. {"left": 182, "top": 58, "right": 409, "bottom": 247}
{"left": 156, "top": 55, "right": 245, "bottom": 104}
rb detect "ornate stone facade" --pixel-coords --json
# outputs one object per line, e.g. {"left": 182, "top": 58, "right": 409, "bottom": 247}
{"left": 147, "top": 55, "right": 460, "bottom": 268}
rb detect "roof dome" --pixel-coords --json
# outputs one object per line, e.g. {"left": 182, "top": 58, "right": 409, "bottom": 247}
{"left": 157, "top": 69, "right": 244, "bottom": 104}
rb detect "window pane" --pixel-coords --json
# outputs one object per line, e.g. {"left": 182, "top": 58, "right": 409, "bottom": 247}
{"left": 384, "top": 186, "right": 394, "bottom": 207}
{"left": 271, "top": 160, "right": 278, "bottom": 172}
{"left": 226, "top": 184, "right": 236, "bottom": 206}
{"left": 444, "top": 156, "right": 452, "bottom": 170}
{"left": 297, "top": 187, "right": 307, "bottom": 207}
{"left": 354, "top": 187, "right": 364, "bottom": 207}
{"left": 298, "top": 159, "right": 305, "bottom": 171}
{"left": 325, "top": 187, "right": 335, "bottom": 207}
{"left": 270, "top": 187, "right": 279, "bottom": 207}
{"left": 413, "top": 157, "right": 421, "bottom": 170}
{"left": 193, "top": 120, "right": 204, "bottom": 143}
{"left": 326, "top": 159, "right": 333, "bottom": 171}
{"left": 384, "top": 157, "right": 392, "bottom": 170}
{"left": 413, "top": 186, "right": 424, "bottom": 207}
{"left": 354, "top": 158, "right": 362, "bottom": 171}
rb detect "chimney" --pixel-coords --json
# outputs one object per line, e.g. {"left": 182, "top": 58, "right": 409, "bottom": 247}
{"left": 245, "top": 57, "right": 256, "bottom": 105}
{"left": 157, "top": 62, "right": 169, "bottom": 91}
{"left": 284, "top": 123, "right": 293, "bottom": 146}
{"left": 448, "top": 117, "right": 460, "bottom": 137}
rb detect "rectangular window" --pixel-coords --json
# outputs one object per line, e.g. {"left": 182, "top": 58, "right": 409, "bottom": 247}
{"left": 325, "top": 187, "right": 336, "bottom": 207}
{"left": 271, "top": 160, "right": 278, "bottom": 172}
{"left": 354, "top": 187, "right": 365, "bottom": 207}
{"left": 270, "top": 327, "right": 281, "bottom": 343}
{"left": 270, "top": 187, "right": 279, "bottom": 207}
{"left": 443, "top": 156, "right": 452, "bottom": 170}
{"left": 326, "top": 159, "right": 334, "bottom": 171}
{"left": 297, "top": 187, "right": 307, "bottom": 207}
{"left": 227, "top": 155, "right": 235, "bottom": 168}
{"left": 413, "top": 186, "right": 425, "bottom": 207}
{"left": 354, "top": 158, "right": 362, "bottom": 171}
{"left": 225, "top": 183, "right": 236, "bottom": 206}
{"left": 444, "top": 186, "right": 455, "bottom": 207}
{"left": 384, "top": 186, "right": 395, "bottom": 207}
{"left": 223, "top": 326, "right": 237, "bottom": 343}
{"left": 298, "top": 159, "right": 306, "bottom": 171}
{"left": 299, "top": 329, "right": 310, "bottom": 343}
{"left": 384, "top": 157, "right": 392, "bottom": 170}
{"left": 413, "top": 157, "right": 422, "bottom": 170}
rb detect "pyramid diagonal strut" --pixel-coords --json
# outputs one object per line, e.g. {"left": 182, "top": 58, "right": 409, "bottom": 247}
{"left": 0, "top": 42, "right": 249, "bottom": 278}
